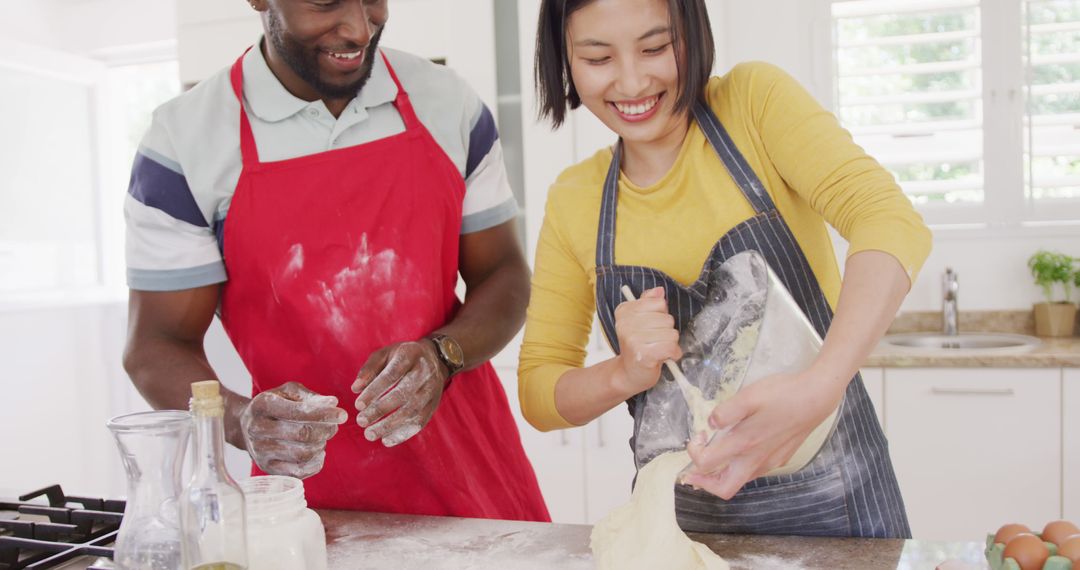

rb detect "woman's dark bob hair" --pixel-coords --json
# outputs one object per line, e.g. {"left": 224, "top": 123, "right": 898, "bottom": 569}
{"left": 534, "top": 0, "right": 715, "bottom": 128}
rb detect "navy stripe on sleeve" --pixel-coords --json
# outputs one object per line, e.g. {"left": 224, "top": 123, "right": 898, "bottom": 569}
{"left": 465, "top": 105, "right": 499, "bottom": 179}
{"left": 127, "top": 152, "right": 208, "bottom": 228}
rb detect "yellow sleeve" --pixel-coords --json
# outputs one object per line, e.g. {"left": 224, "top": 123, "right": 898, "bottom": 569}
{"left": 734, "top": 62, "right": 932, "bottom": 283}
{"left": 517, "top": 186, "right": 596, "bottom": 432}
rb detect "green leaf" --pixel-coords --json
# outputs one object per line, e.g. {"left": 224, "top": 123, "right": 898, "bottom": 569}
{"left": 1028, "top": 250, "right": 1076, "bottom": 303}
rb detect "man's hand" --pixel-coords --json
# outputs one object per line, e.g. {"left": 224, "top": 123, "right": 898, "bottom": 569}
{"left": 240, "top": 382, "right": 348, "bottom": 479}
{"left": 683, "top": 370, "right": 844, "bottom": 499}
{"left": 351, "top": 340, "right": 448, "bottom": 448}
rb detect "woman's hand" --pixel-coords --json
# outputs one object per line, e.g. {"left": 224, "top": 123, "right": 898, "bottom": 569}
{"left": 683, "top": 368, "right": 845, "bottom": 499}
{"left": 611, "top": 287, "right": 682, "bottom": 396}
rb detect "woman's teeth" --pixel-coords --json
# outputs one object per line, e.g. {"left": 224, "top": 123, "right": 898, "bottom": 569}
{"left": 328, "top": 49, "right": 363, "bottom": 61}
{"left": 614, "top": 96, "right": 659, "bottom": 116}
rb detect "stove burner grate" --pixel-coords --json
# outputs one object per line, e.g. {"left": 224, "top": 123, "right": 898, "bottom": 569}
{"left": 0, "top": 485, "right": 124, "bottom": 570}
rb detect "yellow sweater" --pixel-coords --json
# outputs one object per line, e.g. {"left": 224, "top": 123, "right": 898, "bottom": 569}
{"left": 518, "top": 62, "right": 932, "bottom": 431}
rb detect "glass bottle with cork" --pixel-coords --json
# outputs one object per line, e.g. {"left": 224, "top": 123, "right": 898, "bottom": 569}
{"left": 181, "top": 380, "right": 249, "bottom": 570}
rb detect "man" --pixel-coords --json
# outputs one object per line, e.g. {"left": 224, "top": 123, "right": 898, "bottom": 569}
{"left": 122, "top": 0, "right": 549, "bottom": 521}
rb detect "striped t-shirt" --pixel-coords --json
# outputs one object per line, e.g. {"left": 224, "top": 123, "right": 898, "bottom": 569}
{"left": 125, "top": 43, "right": 519, "bottom": 291}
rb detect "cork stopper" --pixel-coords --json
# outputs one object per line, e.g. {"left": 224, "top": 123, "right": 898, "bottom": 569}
{"left": 190, "top": 380, "right": 225, "bottom": 417}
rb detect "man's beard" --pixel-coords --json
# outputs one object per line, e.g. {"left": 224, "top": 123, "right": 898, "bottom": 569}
{"left": 267, "top": 11, "right": 384, "bottom": 100}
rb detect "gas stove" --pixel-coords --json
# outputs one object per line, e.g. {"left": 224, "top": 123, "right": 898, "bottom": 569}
{"left": 0, "top": 485, "right": 122, "bottom": 569}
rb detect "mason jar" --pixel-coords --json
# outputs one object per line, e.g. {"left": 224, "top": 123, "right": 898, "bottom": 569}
{"left": 241, "top": 476, "right": 328, "bottom": 570}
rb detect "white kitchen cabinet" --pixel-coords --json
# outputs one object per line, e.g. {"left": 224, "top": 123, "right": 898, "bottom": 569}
{"left": 1065, "top": 369, "right": 1079, "bottom": 521}
{"left": 885, "top": 368, "right": 1061, "bottom": 541}
{"left": 493, "top": 364, "right": 587, "bottom": 524}
{"left": 583, "top": 405, "right": 636, "bottom": 524}
{"left": 491, "top": 319, "right": 637, "bottom": 525}
{"left": 860, "top": 368, "right": 885, "bottom": 427}
{"left": 522, "top": 422, "right": 588, "bottom": 524}
{"left": 580, "top": 321, "right": 636, "bottom": 523}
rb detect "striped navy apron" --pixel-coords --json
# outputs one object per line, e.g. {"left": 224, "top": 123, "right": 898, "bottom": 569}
{"left": 594, "top": 102, "right": 911, "bottom": 538}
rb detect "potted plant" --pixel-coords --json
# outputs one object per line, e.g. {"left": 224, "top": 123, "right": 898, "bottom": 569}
{"left": 1027, "top": 250, "right": 1078, "bottom": 337}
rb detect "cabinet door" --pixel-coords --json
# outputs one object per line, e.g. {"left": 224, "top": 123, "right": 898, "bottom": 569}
{"left": 861, "top": 368, "right": 885, "bottom": 428}
{"left": 584, "top": 405, "right": 637, "bottom": 523}
{"left": 1066, "top": 369, "right": 1079, "bottom": 521}
{"left": 885, "top": 368, "right": 1061, "bottom": 541}
{"left": 494, "top": 365, "right": 586, "bottom": 524}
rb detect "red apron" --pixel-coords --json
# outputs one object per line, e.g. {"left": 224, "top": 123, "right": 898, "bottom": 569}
{"left": 219, "top": 52, "right": 550, "bottom": 521}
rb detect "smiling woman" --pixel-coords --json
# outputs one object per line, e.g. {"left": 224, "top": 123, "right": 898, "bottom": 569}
{"left": 519, "top": 0, "right": 932, "bottom": 541}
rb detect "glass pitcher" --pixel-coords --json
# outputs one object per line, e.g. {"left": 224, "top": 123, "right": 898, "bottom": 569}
{"left": 107, "top": 410, "right": 191, "bottom": 570}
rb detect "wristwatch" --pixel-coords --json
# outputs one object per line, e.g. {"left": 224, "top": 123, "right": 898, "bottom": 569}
{"left": 427, "top": 333, "right": 464, "bottom": 378}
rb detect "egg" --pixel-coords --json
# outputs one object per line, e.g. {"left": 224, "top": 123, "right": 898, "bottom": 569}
{"left": 1059, "top": 534, "right": 1080, "bottom": 563}
{"left": 994, "top": 523, "right": 1032, "bottom": 545}
{"left": 1041, "top": 520, "right": 1080, "bottom": 546}
{"left": 1002, "top": 533, "right": 1050, "bottom": 570}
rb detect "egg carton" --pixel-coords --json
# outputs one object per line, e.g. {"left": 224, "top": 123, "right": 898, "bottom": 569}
{"left": 985, "top": 534, "right": 1074, "bottom": 570}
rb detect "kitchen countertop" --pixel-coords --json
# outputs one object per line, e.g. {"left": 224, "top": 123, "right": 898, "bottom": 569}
{"left": 866, "top": 310, "right": 1080, "bottom": 368}
{"left": 320, "top": 509, "right": 990, "bottom": 570}
{"left": 867, "top": 335, "right": 1080, "bottom": 368}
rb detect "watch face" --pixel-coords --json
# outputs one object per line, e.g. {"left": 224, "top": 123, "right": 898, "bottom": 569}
{"left": 440, "top": 336, "right": 464, "bottom": 367}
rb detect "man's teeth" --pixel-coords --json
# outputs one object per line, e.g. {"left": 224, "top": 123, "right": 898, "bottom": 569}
{"left": 614, "top": 96, "right": 659, "bottom": 116}
{"left": 328, "top": 50, "right": 363, "bottom": 60}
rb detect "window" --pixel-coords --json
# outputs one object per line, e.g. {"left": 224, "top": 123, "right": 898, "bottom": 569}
{"left": 1024, "top": 0, "right": 1080, "bottom": 202}
{"left": 833, "top": 0, "right": 984, "bottom": 207}
{"left": 830, "top": 0, "right": 1080, "bottom": 225}
{"left": 0, "top": 47, "right": 105, "bottom": 296}
{"left": 0, "top": 40, "right": 179, "bottom": 302}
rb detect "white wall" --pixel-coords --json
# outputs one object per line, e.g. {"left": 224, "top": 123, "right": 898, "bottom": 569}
{"left": 0, "top": 1, "right": 61, "bottom": 49}
{"left": 0, "top": 0, "right": 177, "bottom": 56}
{"left": 57, "top": 0, "right": 177, "bottom": 55}
{"left": 713, "top": 0, "right": 830, "bottom": 100}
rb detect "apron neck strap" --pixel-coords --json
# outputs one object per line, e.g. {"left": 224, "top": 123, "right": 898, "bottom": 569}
{"left": 229, "top": 48, "right": 260, "bottom": 167}
{"left": 690, "top": 101, "right": 776, "bottom": 214}
{"left": 378, "top": 51, "right": 421, "bottom": 132}
{"left": 595, "top": 141, "right": 622, "bottom": 268}
{"left": 593, "top": 102, "right": 779, "bottom": 269}
{"left": 226, "top": 49, "right": 422, "bottom": 169}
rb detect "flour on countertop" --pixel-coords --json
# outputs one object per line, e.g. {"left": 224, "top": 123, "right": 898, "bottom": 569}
{"left": 728, "top": 554, "right": 809, "bottom": 570}
{"left": 326, "top": 518, "right": 593, "bottom": 570}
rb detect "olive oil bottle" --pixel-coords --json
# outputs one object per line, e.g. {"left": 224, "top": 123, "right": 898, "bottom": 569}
{"left": 181, "top": 381, "right": 248, "bottom": 569}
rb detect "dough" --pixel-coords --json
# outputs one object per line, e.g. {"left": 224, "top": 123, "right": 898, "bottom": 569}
{"left": 590, "top": 451, "right": 729, "bottom": 570}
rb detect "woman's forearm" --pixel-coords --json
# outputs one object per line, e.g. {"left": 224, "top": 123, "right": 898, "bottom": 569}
{"left": 553, "top": 356, "right": 639, "bottom": 426}
{"left": 809, "top": 250, "right": 911, "bottom": 394}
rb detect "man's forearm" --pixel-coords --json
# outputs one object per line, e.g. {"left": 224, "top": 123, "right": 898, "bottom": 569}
{"left": 123, "top": 338, "right": 250, "bottom": 449}
{"left": 435, "top": 259, "right": 530, "bottom": 371}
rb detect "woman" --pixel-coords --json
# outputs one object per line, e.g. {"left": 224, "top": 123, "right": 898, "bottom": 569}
{"left": 518, "top": 0, "right": 931, "bottom": 538}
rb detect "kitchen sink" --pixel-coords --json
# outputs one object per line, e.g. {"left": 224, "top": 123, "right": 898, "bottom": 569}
{"left": 881, "top": 332, "right": 1042, "bottom": 353}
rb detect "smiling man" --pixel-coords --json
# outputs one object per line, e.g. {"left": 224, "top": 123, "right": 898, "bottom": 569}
{"left": 121, "top": 0, "right": 549, "bottom": 520}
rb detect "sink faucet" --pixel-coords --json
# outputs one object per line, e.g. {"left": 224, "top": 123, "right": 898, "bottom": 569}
{"left": 943, "top": 268, "right": 959, "bottom": 336}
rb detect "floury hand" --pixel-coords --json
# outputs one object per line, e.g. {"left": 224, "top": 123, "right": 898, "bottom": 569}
{"left": 240, "top": 382, "right": 348, "bottom": 479}
{"left": 351, "top": 340, "right": 448, "bottom": 448}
